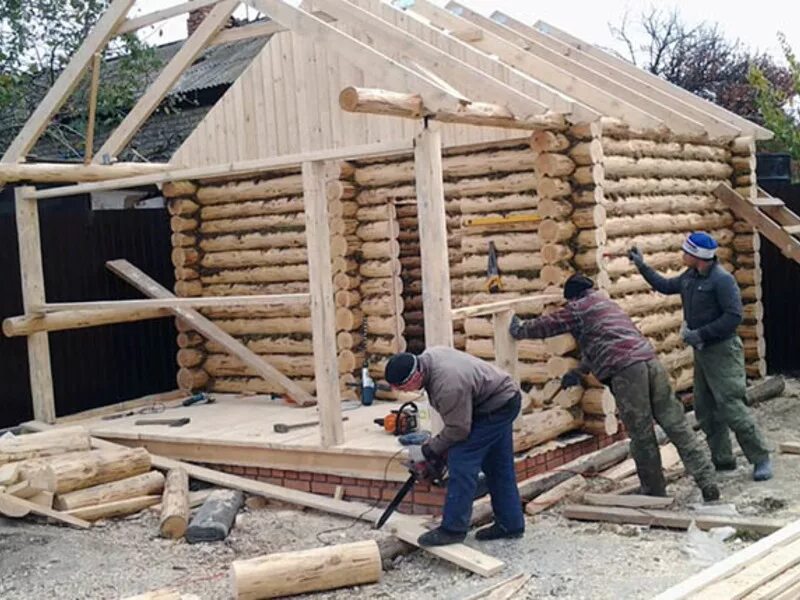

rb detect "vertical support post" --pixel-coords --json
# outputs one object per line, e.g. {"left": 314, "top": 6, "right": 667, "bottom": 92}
{"left": 15, "top": 186, "right": 56, "bottom": 423}
{"left": 414, "top": 125, "right": 453, "bottom": 347}
{"left": 302, "top": 161, "right": 343, "bottom": 447}
{"left": 84, "top": 52, "right": 102, "bottom": 165}
{"left": 493, "top": 309, "right": 521, "bottom": 428}
{"left": 414, "top": 125, "right": 451, "bottom": 434}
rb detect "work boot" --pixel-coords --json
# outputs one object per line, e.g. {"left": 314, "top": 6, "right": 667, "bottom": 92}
{"left": 701, "top": 483, "right": 720, "bottom": 502}
{"left": 474, "top": 522, "right": 524, "bottom": 542}
{"left": 753, "top": 458, "right": 773, "bottom": 482}
{"left": 714, "top": 459, "right": 737, "bottom": 472}
{"left": 417, "top": 526, "right": 466, "bottom": 547}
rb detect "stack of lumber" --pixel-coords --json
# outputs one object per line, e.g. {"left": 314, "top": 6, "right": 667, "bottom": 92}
{"left": 729, "top": 136, "right": 766, "bottom": 379}
{"left": 597, "top": 122, "right": 736, "bottom": 391}
{"left": 580, "top": 385, "right": 619, "bottom": 437}
{"left": 165, "top": 164, "right": 363, "bottom": 400}
{"left": 0, "top": 426, "right": 163, "bottom": 527}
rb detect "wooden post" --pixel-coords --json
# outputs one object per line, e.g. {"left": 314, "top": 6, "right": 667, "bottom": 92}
{"left": 492, "top": 309, "right": 521, "bottom": 428}
{"left": 302, "top": 161, "right": 343, "bottom": 447}
{"left": 84, "top": 52, "right": 101, "bottom": 165}
{"left": 15, "top": 186, "right": 56, "bottom": 423}
{"left": 414, "top": 126, "right": 452, "bottom": 434}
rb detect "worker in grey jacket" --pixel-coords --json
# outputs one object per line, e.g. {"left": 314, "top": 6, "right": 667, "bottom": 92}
{"left": 629, "top": 232, "right": 772, "bottom": 481}
{"left": 385, "top": 347, "right": 525, "bottom": 546}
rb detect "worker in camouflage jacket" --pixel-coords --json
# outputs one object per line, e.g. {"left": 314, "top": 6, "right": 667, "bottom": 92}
{"left": 510, "top": 273, "right": 719, "bottom": 501}
{"left": 629, "top": 232, "right": 772, "bottom": 481}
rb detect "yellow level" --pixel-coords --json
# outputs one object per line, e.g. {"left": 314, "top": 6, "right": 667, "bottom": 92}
{"left": 464, "top": 213, "right": 542, "bottom": 227}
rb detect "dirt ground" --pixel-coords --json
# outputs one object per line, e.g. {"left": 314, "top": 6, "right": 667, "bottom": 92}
{"left": 1, "top": 380, "right": 799, "bottom": 600}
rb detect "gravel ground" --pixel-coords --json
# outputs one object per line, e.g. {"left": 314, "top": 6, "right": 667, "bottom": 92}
{"left": 1, "top": 380, "right": 799, "bottom": 600}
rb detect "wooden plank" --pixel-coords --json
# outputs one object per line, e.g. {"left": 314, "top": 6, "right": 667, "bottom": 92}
{"left": 563, "top": 504, "right": 786, "bottom": 536}
{"left": 84, "top": 52, "right": 102, "bottom": 164}
{"left": 302, "top": 161, "right": 343, "bottom": 447}
{"left": 583, "top": 492, "right": 674, "bottom": 509}
{"left": 783, "top": 225, "right": 800, "bottom": 235}
{"left": 313, "top": 0, "right": 552, "bottom": 119}
{"left": 105, "top": 260, "right": 316, "bottom": 406}
{"left": 95, "top": 0, "right": 239, "bottom": 161}
{"left": 0, "top": 492, "right": 91, "bottom": 529}
{"left": 451, "top": 294, "right": 562, "bottom": 319}
{"left": 1, "top": 0, "right": 136, "bottom": 162}
{"left": 15, "top": 187, "right": 55, "bottom": 423}
{"left": 36, "top": 294, "right": 309, "bottom": 313}
{"left": 55, "top": 390, "right": 186, "bottom": 424}
{"left": 117, "top": 0, "right": 222, "bottom": 35}
{"left": 408, "top": 0, "right": 664, "bottom": 132}
{"left": 490, "top": 10, "right": 740, "bottom": 140}
{"left": 462, "top": 572, "right": 532, "bottom": 600}
{"left": 779, "top": 442, "right": 800, "bottom": 455}
{"left": 492, "top": 310, "right": 518, "bottom": 381}
{"left": 695, "top": 537, "right": 800, "bottom": 600}
{"left": 415, "top": 126, "right": 453, "bottom": 348}
{"left": 742, "top": 563, "right": 800, "bottom": 600}
{"left": 529, "top": 20, "right": 771, "bottom": 140}
{"left": 24, "top": 421, "right": 504, "bottom": 577}
{"left": 446, "top": 1, "right": 707, "bottom": 136}
{"left": 34, "top": 139, "right": 414, "bottom": 199}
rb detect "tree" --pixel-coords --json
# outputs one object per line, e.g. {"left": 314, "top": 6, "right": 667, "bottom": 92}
{"left": 0, "top": 0, "right": 163, "bottom": 159}
{"left": 608, "top": 8, "right": 794, "bottom": 123}
{"left": 749, "top": 34, "right": 800, "bottom": 161}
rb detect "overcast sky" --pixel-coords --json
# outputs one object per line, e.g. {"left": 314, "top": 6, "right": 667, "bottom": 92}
{"left": 130, "top": 0, "right": 798, "bottom": 61}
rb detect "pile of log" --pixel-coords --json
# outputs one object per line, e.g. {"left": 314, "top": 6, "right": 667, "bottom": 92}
{"left": 596, "top": 125, "right": 736, "bottom": 391}
{"left": 165, "top": 164, "right": 363, "bottom": 400}
{"left": 0, "top": 426, "right": 165, "bottom": 528}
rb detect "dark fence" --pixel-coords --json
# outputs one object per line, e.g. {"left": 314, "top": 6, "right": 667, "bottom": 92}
{"left": 0, "top": 187, "right": 177, "bottom": 428}
{"left": 758, "top": 178, "right": 800, "bottom": 375}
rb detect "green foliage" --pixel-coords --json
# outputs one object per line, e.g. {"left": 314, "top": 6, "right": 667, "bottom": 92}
{"left": 0, "top": 0, "right": 163, "bottom": 157}
{"left": 749, "top": 33, "right": 800, "bottom": 161}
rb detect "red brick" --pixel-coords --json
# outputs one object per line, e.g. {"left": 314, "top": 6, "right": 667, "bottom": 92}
{"left": 271, "top": 469, "right": 285, "bottom": 478}
{"left": 413, "top": 491, "right": 446, "bottom": 507}
{"left": 342, "top": 477, "right": 358, "bottom": 485}
{"left": 284, "top": 471, "right": 298, "bottom": 480}
{"left": 284, "top": 479, "right": 311, "bottom": 492}
{"left": 313, "top": 474, "right": 327, "bottom": 482}
{"left": 344, "top": 485, "right": 370, "bottom": 499}
{"left": 244, "top": 467, "right": 258, "bottom": 476}
{"left": 298, "top": 472, "right": 312, "bottom": 481}
{"left": 327, "top": 475, "right": 342, "bottom": 483}
{"left": 546, "top": 454, "right": 566, "bottom": 469}
{"left": 529, "top": 463, "right": 547, "bottom": 476}
{"left": 257, "top": 476, "right": 283, "bottom": 486}
{"left": 311, "top": 481, "right": 338, "bottom": 495}
{"left": 534, "top": 454, "right": 546, "bottom": 465}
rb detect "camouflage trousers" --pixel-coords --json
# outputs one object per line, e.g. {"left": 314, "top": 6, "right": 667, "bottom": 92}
{"left": 610, "top": 359, "right": 716, "bottom": 495}
{"left": 694, "top": 336, "right": 770, "bottom": 466}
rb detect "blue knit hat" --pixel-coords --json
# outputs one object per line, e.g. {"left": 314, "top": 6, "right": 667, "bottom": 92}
{"left": 682, "top": 232, "right": 718, "bottom": 260}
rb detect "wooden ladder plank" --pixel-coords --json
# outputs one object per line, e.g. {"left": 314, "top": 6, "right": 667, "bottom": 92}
{"left": 750, "top": 197, "right": 785, "bottom": 207}
{"left": 783, "top": 225, "right": 800, "bottom": 236}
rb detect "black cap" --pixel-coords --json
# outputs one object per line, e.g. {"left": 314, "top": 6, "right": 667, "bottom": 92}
{"left": 564, "top": 273, "right": 594, "bottom": 300}
{"left": 385, "top": 353, "right": 418, "bottom": 385}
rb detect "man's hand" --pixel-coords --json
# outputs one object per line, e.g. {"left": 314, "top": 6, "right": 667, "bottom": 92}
{"left": 561, "top": 368, "right": 583, "bottom": 389}
{"left": 682, "top": 327, "right": 704, "bottom": 349}
{"left": 509, "top": 314, "right": 525, "bottom": 339}
{"left": 417, "top": 443, "right": 446, "bottom": 483}
{"left": 628, "top": 246, "right": 645, "bottom": 268}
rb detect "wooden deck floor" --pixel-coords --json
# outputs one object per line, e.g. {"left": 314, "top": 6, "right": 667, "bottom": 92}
{"left": 82, "top": 395, "right": 412, "bottom": 481}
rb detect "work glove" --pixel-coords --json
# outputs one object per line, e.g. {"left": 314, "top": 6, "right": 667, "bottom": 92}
{"left": 509, "top": 314, "right": 525, "bottom": 339}
{"left": 681, "top": 322, "right": 704, "bottom": 349}
{"left": 627, "top": 246, "right": 645, "bottom": 269}
{"left": 419, "top": 443, "right": 446, "bottom": 483}
{"left": 561, "top": 368, "right": 583, "bottom": 389}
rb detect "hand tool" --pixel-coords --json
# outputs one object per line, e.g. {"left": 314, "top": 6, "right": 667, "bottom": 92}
{"left": 134, "top": 417, "right": 191, "bottom": 427}
{"left": 485, "top": 240, "right": 503, "bottom": 293}
{"left": 273, "top": 417, "right": 349, "bottom": 433}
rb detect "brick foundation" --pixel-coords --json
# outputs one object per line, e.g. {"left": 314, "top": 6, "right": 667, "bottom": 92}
{"left": 208, "top": 429, "right": 627, "bottom": 516}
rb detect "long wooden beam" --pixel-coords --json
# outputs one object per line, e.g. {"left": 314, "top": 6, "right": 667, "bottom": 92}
{"left": 14, "top": 187, "right": 56, "bottom": 423}
{"left": 96, "top": 0, "right": 240, "bottom": 162}
{"left": 117, "top": 0, "right": 224, "bottom": 35}
{"left": 313, "top": 0, "right": 552, "bottom": 119}
{"left": 491, "top": 11, "right": 741, "bottom": 140}
{"left": 3, "top": 307, "right": 172, "bottom": 337}
{"left": 0, "top": 162, "right": 169, "bottom": 184}
{"left": 446, "top": 1, "right": 710, "bottom": 138}
{"left": 531, "top": 20, "right": 772, "bottom": 140}
{"left": 33, "top": 139, "right": 414, "bottom": 199}
{"left": 451, "top": 294, "right": 562, "bottom": 319}
{"left": 106, "top": 259, "right": 316, "bottom": 406}
{"left": 1, "top": 0, "right": 137, "bottom": 162}
{"left": 35, "top": 294, "right": 309, "bottom": 313}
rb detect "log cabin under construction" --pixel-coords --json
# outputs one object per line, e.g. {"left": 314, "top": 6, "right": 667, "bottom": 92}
{"left": 4, "top": 0, "right": 798, "bottom": 514}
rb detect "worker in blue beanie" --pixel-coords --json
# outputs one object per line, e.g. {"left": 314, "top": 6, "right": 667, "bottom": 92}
{"left": 629, "top": 232, "right": 772, "bottom": 482}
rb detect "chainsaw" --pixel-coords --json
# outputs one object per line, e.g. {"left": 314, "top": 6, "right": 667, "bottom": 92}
{"left": 375, "top": 449, "right": 447, "bottom": 529}
{"left": 373, "top": 401, "right": 419, "bottom": 435}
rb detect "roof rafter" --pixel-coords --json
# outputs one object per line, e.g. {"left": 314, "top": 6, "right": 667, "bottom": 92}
{"left": 446, "top": 1, "right": 712, "bottom": 138}
{"left": 489, "top": 10, "right": 742, "bottom": 140}
{"left": 530, "top": 19, "right": 772, "bottom": 140}
{"left": 404, "top": 0, "right": 666, "bottom": 133}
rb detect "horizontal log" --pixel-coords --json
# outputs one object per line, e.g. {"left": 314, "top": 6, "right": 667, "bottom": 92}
{"left": 170, "top": 216, "right": 197, "bottom": 233}
{"left": 581, "top": 387, "right": 616, "bottom": 415}
{"left": 174, "top": 267, "right": 199, "bottom": 281}
{"left": 537, "top": 198, "right": 573, "bottom": 219}
{"left": 171, "top": 232, "right": 196, "bottom": 248}
{"left": 461, "top": 232, "right": 542, "bottom": 254}
{"left": 360, "top": 296, "right": 403, "bottom": 317}
{"left": 162, "top": 180, "right": 198, "bottom": 198}
{"left": 572, "top": 164, "right": 604, "bottom": 187}
{"left": 199, "top": 213, "right": 305, "bottom": 235}
{"left": 177, "top": 348, "right": 205, "bottom": 368}
{"left": 203, "top": 353, "right": 353, "bottom": 378}
{"left": 572, "top": 187, "right": 604, "bottom": 206}
{"left": 602, "top": 138, "right": 731, "bottom": 161}
{"left": 604, "top": 194, "right": 724, "bottom": 217}
{"left": 359, "top": 259, "right": 400, "bottom": 278}
{"left": 339, "top": 86, "right": 423, "bottom": 117}
{"left": 569, "top": 121, "right": 602, "bottom": 140}
{"left": 535, "top": 153, "right": 575, "bottom": 177}
{"left": 465, "top": 337, "right": 548, "bottom": 361}
{"left": 202, "top": 282, "right": 309, "bottom": 296}
{"left": 530, "top": 130, "right": 569, "bottom": 153}
{"left": 364, "top": 316, "right": 403, "bottom": 336}
{"left": 460, "top": 194, "right": 538, "bottom": 214}
{"left": 199, "top": 231, "right": 307, "bottom": 253}
{"left": 582, "top": 414, "right": 619, "bottom": 436}
{"left": 360, "top": 277, "right": 402, "bottom": 297}
{"left": 460, "top": 252, "right": 543, "bottom": 274}
{"left": 615, "top": 292, "right": 683, "bottom": 316}
{"left": 461, "top": 276, "right": 547, "bottom": 293}
{"left": 196, "top": 174, "right": 303, "bottom": 205}
{"left": 514, "top": 407, "right": 583, "bottom": 452}
{"left": 167, "top": 198, "right": 198, "bottom": 217}
{"left": 633, "top": 311, "right": 683, "bottom": 337}
{"left": 0, "top": 162, "right": 169, "bottom": 184}
{"left": 205, "top": 336, "right": 313, "bottom": 355}
{"left": 0, "top": 427, "right": 91, "bottom": 465}
{"left": 540, "top": 243, "right": 574, "bottom": 264}
{"left": 199, "top": 196, "right": 305, "bottom": 220}
{"left": 366, "top": 336, "right": 406, "bottom": 355}
{"left": 605, "top": 212, "right": 733, "bottom": 238}
{"left": 356, "top": 220, "right": 399, "bottom": 241}
{"left": 177, "top": 332, "right": 204, "bottom": 348}
{"left": 54, "top": 471, "right": 165, "bottom": 511}
{"left": 211, "top": 377, "right": 316, "bottom": 395}
{"left": 731, "top": 136, "right": 755, "bottom": 155}
{"left": 606, "top": 247, "right": 733, "bottom": 278}
{"left": 201, "top": 248, "right": 308, "bottom": 269}
{"left": 569, "top": 139, "right": 603, "bottom": 165}
{"left": 603, "top": 228, "right": 734, "bottom": 255}
{"left": 3, "top": 307, "right": 171, "bottom": 336}
{"left": 604, "top": 156, "right": 732, "bottom": 180}
{"left": 603, "top": 177, "right": 724, "bottom": 197}
{"left": 326, "top": 180, "right": 357, "bottom": 202}
{"left": 177, "top": 368, "right": 209, "bottom": 390}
